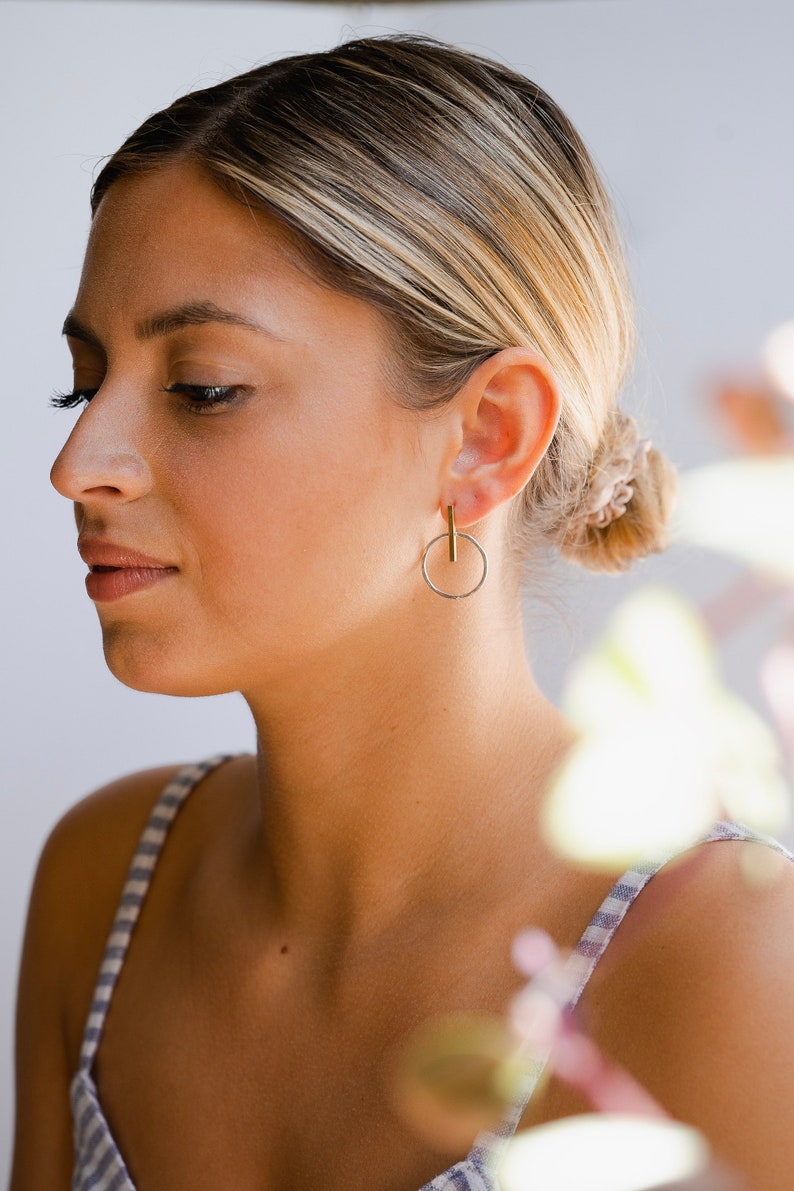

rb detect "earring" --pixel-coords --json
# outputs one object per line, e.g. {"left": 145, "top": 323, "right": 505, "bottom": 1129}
{"left": 421, "top": 505, "right": 489, "bottom": 600}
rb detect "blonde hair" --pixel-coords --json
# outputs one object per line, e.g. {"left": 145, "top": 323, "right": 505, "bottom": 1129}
{"left": 91, "top": 33, "right": 676, "bottom": 574}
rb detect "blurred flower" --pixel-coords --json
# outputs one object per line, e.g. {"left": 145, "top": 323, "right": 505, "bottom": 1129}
{"left": 711, "top": 379, "right": 791, "bottom": 454}
{"left": 395, "top": 930, "right": 742, "bottom": 1191}
{"left": 541, "top": 586, "right": 790, "bottom": 870}
{"left": 509, "top": 928, "right": 579, "bottom": 1065}
{"left": 762, "top": 319, "right": 794, "bottom": 402}
{"left": 676, "top": 457, "right": 794, "bottom": 581}
{"left": 709, "top": 686, "right": 790, "bottom": 831}
{"left": 760, "top": 637, "right": 794, "bottom": 779}
{"left": 391, "top": 1011, "right": 523, "bottom": 1151}
{"left": 509, "top": 930, "right": 668, "bottom": 1117}
{"left": 498, "top": 1114, "right": 711, "bottom": 1191}
{"left": 498, "top": 933, "right": 742, "bottom": 1191}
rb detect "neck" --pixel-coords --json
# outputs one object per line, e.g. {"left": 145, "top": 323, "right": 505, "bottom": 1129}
{"left": 239, "top": 594, "right": 575, "bottom": 945}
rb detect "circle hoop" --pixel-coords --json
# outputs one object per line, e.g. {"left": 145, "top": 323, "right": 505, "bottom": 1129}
{"left": 421, "top": 531, "right": 489, "bottom": 600}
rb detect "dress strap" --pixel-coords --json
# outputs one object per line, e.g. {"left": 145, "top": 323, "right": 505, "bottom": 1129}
{"left": 564, "top": 819, "right": 794, "bottom": 1013}
{"left": 469, "top": 820, "right": 794, "bottom": 1169}
{"left": 77, "top": 754, "right": 238, "bottom": 1074}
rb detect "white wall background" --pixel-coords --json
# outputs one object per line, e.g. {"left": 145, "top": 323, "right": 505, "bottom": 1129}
{"left": 2, "top": 0, "right": 793, "bottom": 1175}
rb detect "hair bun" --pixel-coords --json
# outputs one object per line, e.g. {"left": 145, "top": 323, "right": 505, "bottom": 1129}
{"left": 581, "top": 414, "right": 651, "bottom": 530}
{"left": 560, "top": 410, "right": 677, "bottom": 574}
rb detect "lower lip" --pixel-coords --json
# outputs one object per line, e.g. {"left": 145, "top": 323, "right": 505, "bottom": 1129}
{"left": 85, "top": 567, "right": 178, "bottom": 602}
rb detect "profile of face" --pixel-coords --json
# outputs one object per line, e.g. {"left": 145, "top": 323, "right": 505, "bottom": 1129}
{"left": 51, "top": 161, "right": 453, "bottom": 699}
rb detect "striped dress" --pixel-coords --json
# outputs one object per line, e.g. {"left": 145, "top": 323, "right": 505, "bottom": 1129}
{"left": 70, "top": 754, "right": 794, "bottom": 1190}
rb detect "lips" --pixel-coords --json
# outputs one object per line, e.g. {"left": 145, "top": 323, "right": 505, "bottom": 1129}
{"left": 78, "top": 538, "right": 177, "bottom": 571}
{"left": 77, "top": 537, "right": 179, "bottom": 602}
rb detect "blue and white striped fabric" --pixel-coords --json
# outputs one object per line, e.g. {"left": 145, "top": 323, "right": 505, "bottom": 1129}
{"left": 70, "top": 757, "right": 794, "bottom": 1191}
{"left": 71, "top": 755, "right": 235, "bottom": 1191}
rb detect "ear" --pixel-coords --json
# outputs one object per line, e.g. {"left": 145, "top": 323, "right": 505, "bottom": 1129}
{"left": 442, "top": 347, "right": 561, "bottom": 527}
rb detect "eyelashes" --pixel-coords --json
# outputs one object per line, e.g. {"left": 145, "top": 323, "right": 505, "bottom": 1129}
{"left": 166, "top": 383, "right": 244, "bottom": 413}
{"left": 49, "top": 388, "right": 97, "bottom": 410}
{"left": 49, "top": 382, "right": 244, "bottom": 415}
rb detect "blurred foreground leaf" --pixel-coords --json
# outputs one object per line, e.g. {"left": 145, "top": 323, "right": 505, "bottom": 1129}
{"left": 676, "top": 458, "right": 794, "bottom": 581}
{"left": 391, "top": 1013, "right": 525, "bottom": 1150}
{"left": 543, "top": 587, "right": 790, "bottom": 869}
{"left": 498, "top": 1114, "right": 710, "bottom": 1191}
{"left": 762, "top": 319, "right": 794, "bottom": 401}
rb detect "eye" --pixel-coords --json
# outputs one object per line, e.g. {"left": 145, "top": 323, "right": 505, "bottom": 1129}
{"left": 49, "top": 388, "right": 98, "bottom": 410}
{"left": 161, "top": 383, "right": 245, "bottom": 414}
{"left": 48, "top": 383, "right": 246, "bottom": 414}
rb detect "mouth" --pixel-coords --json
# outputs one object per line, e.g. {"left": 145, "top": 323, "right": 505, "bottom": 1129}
{"left": 84, "top": 563, "right": 178, "bottom": 602}
{"left": 77, "top": 537, "right": 179, "bottom": 600}
{"left": 89, "top": 563, "right": 175, "bottom": 573}
{"left": 78, "top": 537, "right": 178, "bottom": 570}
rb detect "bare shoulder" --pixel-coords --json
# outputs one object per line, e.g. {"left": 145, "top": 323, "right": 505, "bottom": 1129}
{"left": 581, "top": 834, "right": 794, "bottom": 1188}
{"left": 40, "top": 760, "right": 186, "bottom": 880}
{"left": 11, "top": 762, "right": 187, "bottom": 1189}
{"left": 25, "top": 763, "right": 188, "bottom": 1065}
{"left": 33, "top": 762, "right": 187, "bottom": 917}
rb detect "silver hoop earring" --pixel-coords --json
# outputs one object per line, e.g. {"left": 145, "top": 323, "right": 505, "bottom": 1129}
{"left": 421, "top": 505, "right": 489, "bottom": 600}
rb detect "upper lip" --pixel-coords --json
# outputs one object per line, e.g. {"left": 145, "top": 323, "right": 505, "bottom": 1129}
{"left": 78, "top": 537, "right": 177, "bottom": 570}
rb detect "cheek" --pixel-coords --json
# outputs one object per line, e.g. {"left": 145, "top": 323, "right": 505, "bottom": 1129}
{"left": 160, "top": 409, "right": 425, "bottom": 640}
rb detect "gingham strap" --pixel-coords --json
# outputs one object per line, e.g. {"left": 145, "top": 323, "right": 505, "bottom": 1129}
{"left": 76, "top": 754, "right": 236, "bottom": 1075}
{"left": 490, "top": 817, "right": 794, "bottom": 1148}
{"left": 564, "top": 819, "right": 794, "bottom": 1011}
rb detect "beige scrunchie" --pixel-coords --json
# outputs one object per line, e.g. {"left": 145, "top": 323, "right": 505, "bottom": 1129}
{"left": 582, "top": 418, "right": 652, "bottom": 530}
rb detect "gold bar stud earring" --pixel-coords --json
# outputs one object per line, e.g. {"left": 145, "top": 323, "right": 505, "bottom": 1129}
{"left": 447, "top": 504, "right": 458, "bottom": 563}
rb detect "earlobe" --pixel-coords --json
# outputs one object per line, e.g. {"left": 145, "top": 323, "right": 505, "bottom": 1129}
{"left": 444, "top": 347, "right": 561, "bottom": 527}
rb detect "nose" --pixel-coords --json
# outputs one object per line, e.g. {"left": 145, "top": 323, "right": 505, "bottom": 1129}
{"left": 50, "top": 392, "right": 153, "bottom": 506}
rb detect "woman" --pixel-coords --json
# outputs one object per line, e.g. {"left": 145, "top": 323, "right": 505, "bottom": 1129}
{"left": 11, "top": 33, "right": 794, "bottom": 1191}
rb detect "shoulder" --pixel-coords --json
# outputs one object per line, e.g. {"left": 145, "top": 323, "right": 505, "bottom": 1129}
{"left": 31, "top": 761, "right": 189, "bottom": 927}
{"left": 11, "top": 762, "right": 188, "bottom": 1187}
{"left": 581, "top": 832, "right": 794, "bottom": 1185}
{"left": 23, "top": 762, "right": 189, "bottom": 1067}
{"left": 587, "top": 829, "right": 794, "bottom": 1013}
{"left": 40, "top": 761, "right": 187, "bottom": 867}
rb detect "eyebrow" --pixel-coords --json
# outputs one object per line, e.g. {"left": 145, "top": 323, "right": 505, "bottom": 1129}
{"left": 61, "top": 300, "right": 282, "bottom": 347}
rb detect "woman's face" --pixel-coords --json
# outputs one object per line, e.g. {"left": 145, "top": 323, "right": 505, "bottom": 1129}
{"left": 51, "top": 161, "right": 447, "bottom": 697}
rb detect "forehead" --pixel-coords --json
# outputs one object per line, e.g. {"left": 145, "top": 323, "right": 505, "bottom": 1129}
{"left": 76, "top": 160, "right": 376, "bottom": 346}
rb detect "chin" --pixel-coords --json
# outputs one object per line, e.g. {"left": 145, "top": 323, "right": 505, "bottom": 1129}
{"left": 100, "top": 623, "right": 236, "bottom": 698}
